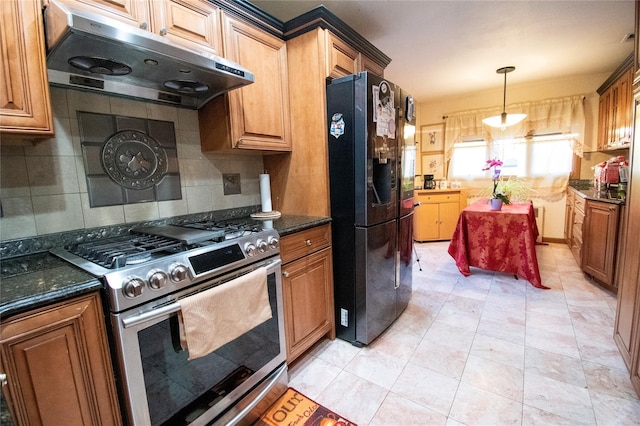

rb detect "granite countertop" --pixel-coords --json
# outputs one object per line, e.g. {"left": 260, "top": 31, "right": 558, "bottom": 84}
{"left": 0, "top": 214, "right": 331, "bottom": 320}
{"left": 568, "top": 182, "right": 626, "bottom": 205}
{"left": 0, "top": 253, "right": 101, "bottom": 319}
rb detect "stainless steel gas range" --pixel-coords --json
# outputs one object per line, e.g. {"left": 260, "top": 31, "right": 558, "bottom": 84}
{"left": 51, "top": 218, "right": 287, "bottom": 426}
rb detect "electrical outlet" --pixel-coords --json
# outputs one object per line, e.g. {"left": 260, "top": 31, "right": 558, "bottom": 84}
{"left": 222, "top": 173, "right": 241, "bottom": 195}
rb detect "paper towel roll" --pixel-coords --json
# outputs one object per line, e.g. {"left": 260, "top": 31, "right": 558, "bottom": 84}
{"left": 259, "top": 174, "right": 272, "bottom": 213}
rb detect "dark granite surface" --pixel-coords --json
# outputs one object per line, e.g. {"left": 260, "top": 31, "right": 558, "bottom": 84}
{"left": 568, "top": 180, "right": 626, "bottom": 205}
{"left": 0, "top": 213, "right": 330, "bottom": 320}
{"left": 0, "top": 253, "right": 101, "bottom": 319}
{"left": 268, "top": 214, "right": 332, "bottom": 236}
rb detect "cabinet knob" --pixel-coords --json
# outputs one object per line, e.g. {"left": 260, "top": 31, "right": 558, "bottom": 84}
{"left": 283, "top": 271, "right": 289, "bottom": 277}
{"left": 160, "top": 28, "right": 168, "bottom": 36}
{"left": 0, "top": 373, "right": 6, "bottom": 386}
{"left": 139, "top": 21, "right": 148, "bottom": 30}
{"left": 305, "top": 239, "right": 312, "bottom": 246}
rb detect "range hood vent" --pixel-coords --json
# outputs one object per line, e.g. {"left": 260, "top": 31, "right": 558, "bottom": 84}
{"left": 43, "top": 0, "right": 254, "bottom": 109}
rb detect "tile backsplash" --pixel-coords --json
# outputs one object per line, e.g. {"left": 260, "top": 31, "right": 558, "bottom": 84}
{"left": 0, "top": 88, "right": 264, "bottom": 241}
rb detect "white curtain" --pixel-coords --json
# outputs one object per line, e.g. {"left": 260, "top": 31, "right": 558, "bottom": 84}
{"left": 443, "top": 96, "right": 585, "bottom": 201}
{"left": 444, "top": 95, "right": 586, "bottom": 163}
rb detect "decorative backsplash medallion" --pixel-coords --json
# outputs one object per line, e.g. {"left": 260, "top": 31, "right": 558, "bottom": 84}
{"left": 78, "top": 112, "right": 182, "bottom": 207}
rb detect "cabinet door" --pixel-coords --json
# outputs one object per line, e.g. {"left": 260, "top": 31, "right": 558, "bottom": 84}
{"left": 0, "top": 0, "right": 54, "bottom": 137}
{"left": 0, "top": 293, "right": 121, "bottom": 425}
{"left": 201, "top": 13, "right": 291, "bottom": 152}
{"left": 65, "top": 0, "right": 151, "bottom": 28}
{"left": 598, "top": 91, "right": 611, "bottom": 150}
{"left": 564, "top": 192, "right": 574, "bottom": 244}
{"left": 414, "top": 203, "right": 439, "bottom": 241}
{"left": 582, "top": 201, "right": 619, "bottom": 285}
{"left": 151, "top": 0, "right": 222, "bottom": 56}
{"left": 439, "top": 202, "right": 460, "bottom": 240}
{"left": 326, "top": 32, "right": 359, "bottom": 79}
{"left": 282, "top": 247, "right": 334, "bottom": 363}
{"left": 618, "top": 68, "right": 634, "bottom": 144}
{"left": 360, "top": 54, "right": 384, "bottom": 77}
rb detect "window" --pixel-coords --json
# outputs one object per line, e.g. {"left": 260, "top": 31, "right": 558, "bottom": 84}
{"left": 448, "top": 133, "right": 575, "bottom": 196}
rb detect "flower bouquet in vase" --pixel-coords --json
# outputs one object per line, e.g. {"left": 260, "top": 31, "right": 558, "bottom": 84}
{"left": 482, "top": 158, "right": 510, "bottom": 210}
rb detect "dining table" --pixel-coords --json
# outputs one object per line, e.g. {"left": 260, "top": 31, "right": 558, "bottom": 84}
{"left": 447, "top": 199, "right": 548, "bottom": 289}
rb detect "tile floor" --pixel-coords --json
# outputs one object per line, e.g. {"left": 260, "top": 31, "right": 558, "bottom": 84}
{"left": 288, "top": 241, "right": 640, "bottom": 425}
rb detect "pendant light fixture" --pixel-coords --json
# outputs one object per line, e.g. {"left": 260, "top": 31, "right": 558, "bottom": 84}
{"left": 482, "top": 66, "right": 526, "bottom": 130}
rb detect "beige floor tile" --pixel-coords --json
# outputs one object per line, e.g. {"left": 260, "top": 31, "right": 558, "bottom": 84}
{"left": 523, "top": 371, "right": 596, "bottom": 424}
{"left": 369, "top": 392, "right": 448, "bottom": 426}
{"left": 449, "top": 382, "right": 522, "bottom": 425}
{"left": 470, "top": 334, "right": 525, "bottom": 370}
{"left": 391, "top": 362, "right": 459, "bottom": 416}
{"left": 344, "top": 347, "right": 406, "bottom": 389}
{"left": 287, "top": 355, "right": 342, "bottom": 399}
{"left": 460, "top": 354, "right": 524, "bottom": 402}
{"left": 524, "top": 346, "right": 587, "bottom": 387}
{"left": 315, "top": 370, "right": 387, "bottom": 425}
{"left": 288, "top": 242, "right": 638, "bottom": 425}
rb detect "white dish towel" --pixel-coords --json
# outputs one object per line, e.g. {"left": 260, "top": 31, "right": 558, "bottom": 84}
{"left": 178, "top": 267, "right": 272, "bottom": 360}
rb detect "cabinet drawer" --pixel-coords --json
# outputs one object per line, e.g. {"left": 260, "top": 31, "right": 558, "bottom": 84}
{"left": 280, "top": 224, "right": 331, "bottom": 264}
{"left": 574, "top": 196, "right": 586, "bottom": 213}
{"left": 416, "top": 193, "right": 460, "bottom": 203}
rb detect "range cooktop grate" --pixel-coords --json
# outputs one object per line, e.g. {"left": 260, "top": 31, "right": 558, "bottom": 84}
{"left": 69, "top": 234, "right": 184, "bottom": 269}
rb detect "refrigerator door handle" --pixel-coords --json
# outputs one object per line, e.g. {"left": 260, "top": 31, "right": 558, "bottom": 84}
{"left": 370, "top": 182, "right": 382, "bottom": 204}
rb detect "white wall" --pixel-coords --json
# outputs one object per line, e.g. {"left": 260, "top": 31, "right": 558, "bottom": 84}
{"left": 0, "top": 88, "right": 264, "bottom": 241}
{"left": 415, "top": 72, "right": 612, "bottom": 240}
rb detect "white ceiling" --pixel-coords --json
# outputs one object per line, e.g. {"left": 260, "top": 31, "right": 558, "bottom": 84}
{"left": 250, "top": 0, "right": 636, "bottom": 103}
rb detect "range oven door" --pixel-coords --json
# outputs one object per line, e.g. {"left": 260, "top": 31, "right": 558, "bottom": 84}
{"left": 111, "top": 258, "right": 286, "bottom": 426}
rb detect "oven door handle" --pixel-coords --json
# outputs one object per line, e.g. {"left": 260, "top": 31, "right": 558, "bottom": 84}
{"left": 122, "top": 258, "right": 281, "bottom": 329}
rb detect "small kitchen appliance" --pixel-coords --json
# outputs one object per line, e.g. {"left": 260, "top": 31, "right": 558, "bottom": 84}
{"left": 423, "top": 174, "right": 436, "bottom": 189}
{"left": 52, "top": 218, "right": 286, "bottom": 426}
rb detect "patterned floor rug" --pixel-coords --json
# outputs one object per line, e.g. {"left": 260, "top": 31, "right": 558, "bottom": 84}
{"left": 254, "top": 387, "right": 357, "bottom": 426}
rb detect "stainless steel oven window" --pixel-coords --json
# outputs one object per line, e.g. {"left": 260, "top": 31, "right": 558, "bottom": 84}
{"left": 111, "top": 258, "right": 285, "bottom": 426}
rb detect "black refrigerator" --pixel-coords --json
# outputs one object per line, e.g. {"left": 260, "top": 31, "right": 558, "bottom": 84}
{"left": 327, "top": 72, "right": 415, "bottom": 346}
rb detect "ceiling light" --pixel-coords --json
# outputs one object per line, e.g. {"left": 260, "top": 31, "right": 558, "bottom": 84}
{"left": 482, "top": 66, "right": 526, "bottom": 130}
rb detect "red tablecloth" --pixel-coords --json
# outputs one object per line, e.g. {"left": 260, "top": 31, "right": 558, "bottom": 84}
{"left": 447, "top": 199, "right": 548, "bottom": 289}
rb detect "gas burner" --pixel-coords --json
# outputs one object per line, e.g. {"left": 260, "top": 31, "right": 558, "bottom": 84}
{"left": 68, "top": 234, "right": 184, "bottom": 269}
{"left": 183, "top": 219, "right": 263, "bottom": 239}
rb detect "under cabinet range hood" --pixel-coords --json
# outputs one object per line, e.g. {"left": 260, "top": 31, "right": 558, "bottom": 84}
{"left": 43, "top": 0, "right": 254, "bottom": 109}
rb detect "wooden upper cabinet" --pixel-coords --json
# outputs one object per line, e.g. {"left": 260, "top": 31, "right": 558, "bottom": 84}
{"left": 326, "top": 32, "right": 359, "bottom": 79}
{"left": 63, "top": 0, "right": 222, "bottom": 55}
{"left": 360, "top": 54, "right": 385, "bottom": 77}
{"left": 199, "top": 13, "right": 291, "bottom": 152}
{"left": 150, "top": 0, "right": 222, "bottom": 55}
{"left": 0, "top": 0, "right": 54, "bottom": 137}
{"left": 68, "top": 0, "right": 151, "bottom": 27}
{"left": 597, "top": 58, "right": 633, "bottom": 150}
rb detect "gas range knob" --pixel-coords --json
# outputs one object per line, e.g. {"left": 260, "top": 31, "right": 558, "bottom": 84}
{"left": 148, "top": 270, "right": 168, "bottom": 290}
{"left": 123, "top": 277, "right": 144, "bottom": 298}
{"left": 257, "top": 239, "right": 268, "bottom": 253}
{"left": 268, "top": 236, "right": 279, "bottom": 250}
{"left": 170, "top": 264, "right": 189, "bottom": 282}
{"left": 245, "top": 243, "right": 257, "bottom": 257}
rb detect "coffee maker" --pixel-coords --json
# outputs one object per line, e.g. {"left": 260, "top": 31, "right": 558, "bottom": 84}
{"left": 423, "top": 174, "right": 436, "bottom": 189}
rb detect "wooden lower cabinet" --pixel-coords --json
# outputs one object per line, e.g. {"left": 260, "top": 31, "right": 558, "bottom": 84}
{"left": 0, "top": 293, "right": 121, "bottom": 425}
{"left": 564, "top": 188, "right": 585, "bottom": 266}
{"left": 582, "top": 200, "right": 619, "bottom": 288}
{"left": 280, "top": 224, "right": 335, "bottom": 364}
{"left": 413, "top": 190, "right": 465, "bottom": 241}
